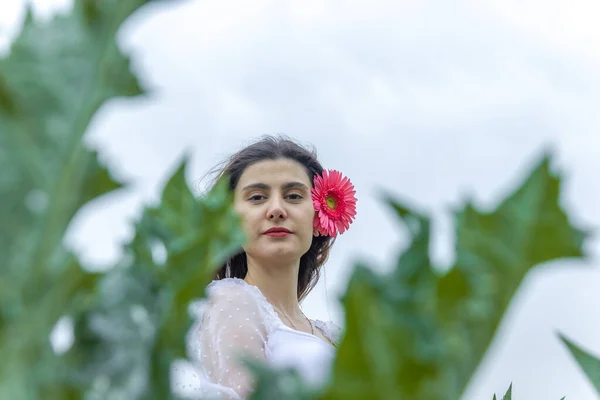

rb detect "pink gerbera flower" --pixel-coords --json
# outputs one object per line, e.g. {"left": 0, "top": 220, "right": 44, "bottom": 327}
{"left": 311, "top": 169, "right": 357, "bottom": 237}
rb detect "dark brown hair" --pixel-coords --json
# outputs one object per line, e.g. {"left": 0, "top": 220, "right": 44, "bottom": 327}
{"left": 206, "top": 135, "right": 334, "bottom": 301}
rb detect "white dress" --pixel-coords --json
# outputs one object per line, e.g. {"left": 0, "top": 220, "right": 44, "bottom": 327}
{"left": 186, "top": 278, "right": 341, "bottom": 399}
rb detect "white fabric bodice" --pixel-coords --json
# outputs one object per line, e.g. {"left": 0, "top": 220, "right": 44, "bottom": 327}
{"left": 266, "top": 323, "right": 337, "bottom": 386}
{"left": 185, "top": 278, "right": 341, "bottom": 399}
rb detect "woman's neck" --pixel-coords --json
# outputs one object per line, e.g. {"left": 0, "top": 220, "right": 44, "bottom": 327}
{"left": 244, "top": 256, "right": 301, "bottom": 317}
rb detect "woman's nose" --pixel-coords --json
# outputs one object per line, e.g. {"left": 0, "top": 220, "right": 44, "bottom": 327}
{"left": 268, "top": 209, "right": 285, "bottom": 220}
{"left": 267, "top": 198, "right": 287, "bottom": 220}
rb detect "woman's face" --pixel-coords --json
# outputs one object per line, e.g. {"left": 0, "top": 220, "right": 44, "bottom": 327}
{"left": 234, "top": 158, "right": 315, "bottom": 266}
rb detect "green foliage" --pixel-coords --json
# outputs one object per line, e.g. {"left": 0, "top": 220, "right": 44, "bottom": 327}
{"left": 492, "top": 384, "right": 566, "bottom": 400}
{"left": 1, "top": 1, "right": 596, "bottom": 400}
{"left": 493, "top": 383, "right": 512, "bottom": 400}
{"left": 245, "top": 359, "right": 322, "bottom": 400}
{"left": 0, "top": 0, "right": 154, "bottom": 398}
{"left": 559, "top": 334, "right": 600, "bottom": 396}
{"left": 317, "top": 153, "right": 587, "bottom": 400}
{"left": 65, "top": 159, "right": 244, "bottom": 399}
{"left": 1, "top": 1, "right": 243, "bottom": 399}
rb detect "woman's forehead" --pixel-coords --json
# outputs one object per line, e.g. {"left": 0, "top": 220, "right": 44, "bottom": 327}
{"left": 237, "top": 159, "right": 311, "bottom": 186}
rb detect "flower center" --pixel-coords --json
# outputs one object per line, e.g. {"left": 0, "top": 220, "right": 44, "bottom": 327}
{"left": 326, "top": 196, "right": 337, "bottom": 210}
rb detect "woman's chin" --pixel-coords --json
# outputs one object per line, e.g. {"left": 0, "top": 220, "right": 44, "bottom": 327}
{"left": 247, "top": 237, "right": 312, "bottom": 265}
{"left": 258, "top": 247, "right": 301, "bottom": 264}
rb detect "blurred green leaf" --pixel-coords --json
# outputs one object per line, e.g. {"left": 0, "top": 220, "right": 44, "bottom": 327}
{"left": 321, "top": 152, "right": 588, "bottom": 400}
{"left": 245, "top": 358, "right": 322, "bottom": 400}
{"left": 0, "top": 0, "right": 156, "bottom": 398}
{"left": 448, "top": 154, "right": 587, "bottom": 391}
{"left": 67, "top": 158, "right": 245, "bottom": 399}
{"left": 559, "top": 334, "right": 600, "bottom": 396}
{"left": 493, "top": 383, "right": 512, "bottom": 400}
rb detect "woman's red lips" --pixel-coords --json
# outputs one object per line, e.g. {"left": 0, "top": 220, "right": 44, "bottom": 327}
{"left": 264, "top": 227, "right": 292, "bottom": 237}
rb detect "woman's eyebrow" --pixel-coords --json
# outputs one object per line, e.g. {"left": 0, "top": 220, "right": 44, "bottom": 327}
{"left": 241, "top": 183, "right": 270, "bottom": 192}
{"left": 281, "top": 182, "right": 309, "bottom": 191}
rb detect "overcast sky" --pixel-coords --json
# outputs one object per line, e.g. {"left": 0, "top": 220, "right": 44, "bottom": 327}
{"left": 2, "top": 0, "right": 600, "bottom": 398}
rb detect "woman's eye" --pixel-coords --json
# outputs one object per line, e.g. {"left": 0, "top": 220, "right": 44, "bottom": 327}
{"left": 287, "top": 193, "right": 303, "bottom": 200}
{"left": 248, "top": 194, "right": 265, "bottom": 201}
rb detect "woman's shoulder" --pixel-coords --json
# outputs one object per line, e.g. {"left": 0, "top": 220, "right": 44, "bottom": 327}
{"left": 201, "top": 278, "right": 267, "bottom": 310}
{"left": 205, "top": 277, "right": 257, "bottom": 299}
{"left": 197, "top": 278, "right": 282, "bottom": 328}
{"left": 312, "top": 319, "right": 343, "bottom": 345}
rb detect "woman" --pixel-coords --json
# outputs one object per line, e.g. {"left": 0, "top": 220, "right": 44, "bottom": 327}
{"left": 188, "top": 135, "right": 357, "bottom": 399}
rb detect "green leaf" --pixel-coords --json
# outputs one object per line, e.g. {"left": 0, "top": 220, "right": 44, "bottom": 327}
{"left": 500, "top": 383, "right": 512, "bottom": 400}
{"left": 322, "top": 199, "right": 438, "bottom": 400}
{"left": 0, "top": 0, "right": 155, "bottom": 397}
{"left": 148, "top": 161, "right": 244, "bottom": 398}
{"left": 559, "top": 334, "right": 600, "bottom": 396}
{"left": 321, "top": 151, "right": 587, "bottom": 400}
{"left": 245, "top": 358, "right": 322, "bottom": 400}
{"left": 446, "top": 153, "right": 587, "bottom": 395}
{"left": 0, "top": 255, "right": 100, "bottom": 400}
{"left": 68, "top": 158, "right": 245, "bottom": 399}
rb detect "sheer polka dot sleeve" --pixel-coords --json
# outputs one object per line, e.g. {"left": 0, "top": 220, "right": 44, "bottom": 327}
{"left": 186, "top": 279, "right": 275, "bottom": 399}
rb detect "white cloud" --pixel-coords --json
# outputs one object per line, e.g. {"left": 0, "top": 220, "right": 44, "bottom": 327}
{"left": 471, "top": 0, "right": 600, "bottom": 64}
